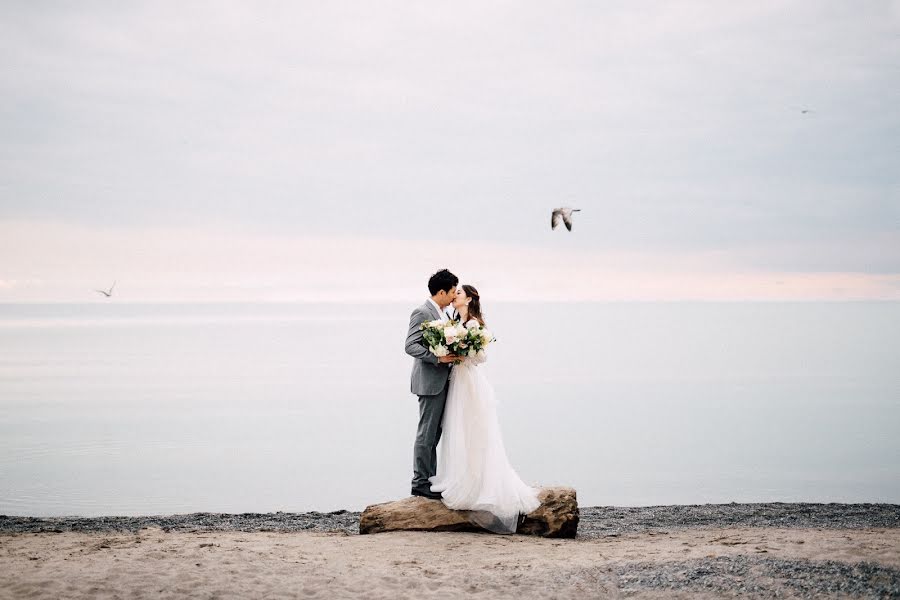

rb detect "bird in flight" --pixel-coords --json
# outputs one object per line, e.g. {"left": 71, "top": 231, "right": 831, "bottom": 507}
{"left": 95, "top": 281, "right": 116, "bottom": 298}
{"left": 551, "top": 207, "right": 581, "bottom": 231}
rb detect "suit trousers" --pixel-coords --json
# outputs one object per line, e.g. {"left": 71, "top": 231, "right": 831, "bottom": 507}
{"left": 411, "top": 378, "right": 449, "bottom": 494}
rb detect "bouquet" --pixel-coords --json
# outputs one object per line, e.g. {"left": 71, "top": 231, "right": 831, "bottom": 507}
{"left": 420, "top": 318, "right": 495, "bottom": 361}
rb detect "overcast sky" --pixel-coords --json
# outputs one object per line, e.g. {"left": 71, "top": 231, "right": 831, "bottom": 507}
{"left": 1, "top": 1, "right": 898, "bottom": 302}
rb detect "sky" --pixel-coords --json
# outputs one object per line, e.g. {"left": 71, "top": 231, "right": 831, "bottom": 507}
{"left": 1, "top": 1, "right": 898, "bottom": 302}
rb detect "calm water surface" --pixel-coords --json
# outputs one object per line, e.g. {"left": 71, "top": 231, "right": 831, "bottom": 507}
{"left": 0, "top": 301, "right": 897, "bottom": 516}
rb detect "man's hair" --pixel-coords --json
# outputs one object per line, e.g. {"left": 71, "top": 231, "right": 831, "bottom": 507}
{"left": 428, "top": 269, "right": 458, "bottom": 296}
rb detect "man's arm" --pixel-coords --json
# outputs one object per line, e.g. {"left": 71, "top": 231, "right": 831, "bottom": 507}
{"left": 405, "top": 308, "right": 440, "bottom": 365}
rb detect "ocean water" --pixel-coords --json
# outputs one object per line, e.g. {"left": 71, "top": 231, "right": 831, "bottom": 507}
{"left": 0, "top": 301, "right": 898, "bottom": 517}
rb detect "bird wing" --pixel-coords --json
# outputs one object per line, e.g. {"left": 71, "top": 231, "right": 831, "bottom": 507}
{"left": 551, "top": 210, "right": 563, "bottom": 230}
{"left": 94, "top": 290, "right": 110, "bottom": 296}
{"left": 563, "top": 214, "right": 573, "bottom": 231}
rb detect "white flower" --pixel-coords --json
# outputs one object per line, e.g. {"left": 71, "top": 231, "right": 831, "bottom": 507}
{"left": 481, "top": 329, "right": 493, "bottom": 343}
{"left": 476, "top": 349, "right": 485, "bottom": 359}
{"left": 467, "top": 349, "right": 477, "bottom": 358}
{"left": 443, "top": 326, "right": 458, "bottom": 344}
{"left": 431, "top": 344, "right": 449, "bottom": 357}
{"left": 465, "top": 319, "right": 479, "bottom": 330}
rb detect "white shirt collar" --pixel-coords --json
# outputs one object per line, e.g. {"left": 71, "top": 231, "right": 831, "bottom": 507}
{"left": 427, "top": 298, "right": 446, "bottom": 321}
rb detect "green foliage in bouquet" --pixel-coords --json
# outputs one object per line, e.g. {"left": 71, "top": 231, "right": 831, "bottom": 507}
{"left": 420, "top": 319, "right": 454, "bottom": 357}
{"left": 420, "top": 319, "right": 495, "bottom": 360}
{"left": 447, "top": 322, "right": 494, "bottom": 358}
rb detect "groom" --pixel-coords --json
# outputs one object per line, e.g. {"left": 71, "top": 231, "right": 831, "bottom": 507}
{"left": 405, "top": 268, "right": 460, "bottom": 499}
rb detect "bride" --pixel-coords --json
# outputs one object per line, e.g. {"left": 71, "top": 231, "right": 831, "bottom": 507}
{"left": 428, "top": 284, "right": 541, "bottom": 534}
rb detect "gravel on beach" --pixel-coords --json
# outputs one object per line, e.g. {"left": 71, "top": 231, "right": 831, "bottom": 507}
{"left": 577, "top": 502, "right": 900, "bottom": 538}
{"left": 1, "top": 502, "right": 897, "bottom": 537}
{"left": 2, "top": 503, "right": 899, "bottom": 599}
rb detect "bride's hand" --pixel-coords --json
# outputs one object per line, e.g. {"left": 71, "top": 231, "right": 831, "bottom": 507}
{"left": 438, "top": 355, "right": 460, "bottom": 364}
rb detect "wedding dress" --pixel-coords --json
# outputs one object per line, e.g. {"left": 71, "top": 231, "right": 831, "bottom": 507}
{"left": 428, "top": 347, "right": 541, "bottom": 534}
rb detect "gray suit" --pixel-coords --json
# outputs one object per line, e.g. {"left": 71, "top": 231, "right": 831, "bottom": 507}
{"left": 405, "top": 301, "right": 452, "bottom": 495}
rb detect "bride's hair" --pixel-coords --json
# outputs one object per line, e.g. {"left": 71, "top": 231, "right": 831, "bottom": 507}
{"left": 462, "top": 284, "right": 485, "bottom": 326}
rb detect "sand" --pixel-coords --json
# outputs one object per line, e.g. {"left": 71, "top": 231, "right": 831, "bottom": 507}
{"left": 2, "top": 526, "right": 898, "bottom": 599}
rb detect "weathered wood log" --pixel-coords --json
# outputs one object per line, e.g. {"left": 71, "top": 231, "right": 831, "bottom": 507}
{"left": 359, "top": 486, "right": 578, "bottom": 538}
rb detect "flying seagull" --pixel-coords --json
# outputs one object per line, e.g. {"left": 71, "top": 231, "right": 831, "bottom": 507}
{"left": 790, "top": 105, "right": 815, "bottom": 115}
{"left": 551, "top": 207, "right": 581, "bottom": 231}
{"left": 95, "top": 281, "right": 116, "bottom": 298}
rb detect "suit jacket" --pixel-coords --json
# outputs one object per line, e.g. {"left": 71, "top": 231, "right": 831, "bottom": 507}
{"left": 405, "top": 301, "right": 452, "bottom": 396}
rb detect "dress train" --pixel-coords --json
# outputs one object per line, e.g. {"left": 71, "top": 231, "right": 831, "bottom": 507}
{"left": 428, "top": 358, "right": 541, "bottom": 534}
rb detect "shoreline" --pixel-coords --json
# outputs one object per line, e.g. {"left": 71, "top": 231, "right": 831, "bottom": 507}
{"left": 3, "top": 502, "right": 898, "bottom": 598}
{"left": 2, "top": 502, "right": 898, "bottom": 537}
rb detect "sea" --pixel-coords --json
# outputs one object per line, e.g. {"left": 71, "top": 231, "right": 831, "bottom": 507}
{"left": 0, "top": 301, "right": 898, "bottom": 517}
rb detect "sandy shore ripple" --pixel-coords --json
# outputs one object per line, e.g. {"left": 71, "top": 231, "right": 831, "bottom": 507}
{"left": 2, "top": 503, "right": 898, "bottom": 599}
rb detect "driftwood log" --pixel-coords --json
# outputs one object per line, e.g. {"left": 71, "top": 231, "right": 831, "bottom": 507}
{"left": 359, "top": 486, "right": 578, "bottom": 538}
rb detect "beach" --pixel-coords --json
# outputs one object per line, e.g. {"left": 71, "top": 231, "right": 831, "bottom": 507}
{"left": 2, "top": 0, "right": 898, "bottom": 597}
{"left": 2, "top": 503, "right": 898, "bottom": 599}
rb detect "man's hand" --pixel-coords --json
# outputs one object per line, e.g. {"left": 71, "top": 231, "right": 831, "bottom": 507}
{"left": 438, "top": 355, "right": 460, "bottom": 364}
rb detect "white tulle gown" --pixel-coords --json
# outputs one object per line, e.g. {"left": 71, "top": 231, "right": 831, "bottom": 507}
{"left": 428, "top": 351, "right": 541, "bottom": 534}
